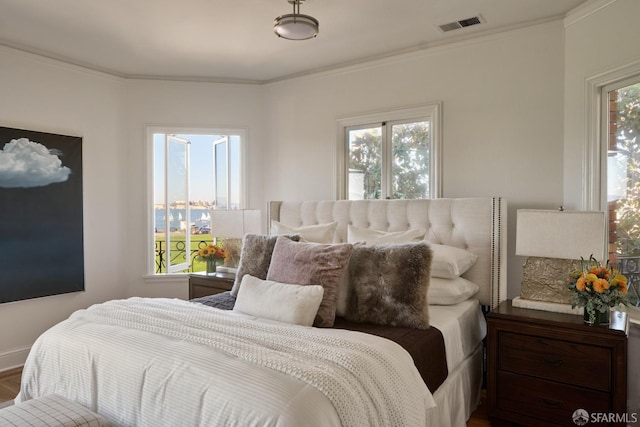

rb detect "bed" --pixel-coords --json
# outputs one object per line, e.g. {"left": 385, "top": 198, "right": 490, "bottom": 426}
{"left": 16, "top": 197, "right": 507, "bottom": 427}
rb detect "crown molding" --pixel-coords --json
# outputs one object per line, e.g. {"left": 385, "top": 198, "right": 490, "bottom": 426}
{"left": 266, "top": 16, "right": 564, "bottom": 85}
{"left": 0, "top": 42, "right": 123, "bottom": 83}
{"left": 564, "top": 0, "right": 617, "bottom": 27}
{"left": 2, "top": 13, "right": 570, "bottom": 86}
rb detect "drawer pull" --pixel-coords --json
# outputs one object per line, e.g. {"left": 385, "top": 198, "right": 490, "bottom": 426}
{"left": 543, "top": 357, "right": 564, "bottom": 367}
{"left": 538, "top": 397, "right": 562, "bottom": 408}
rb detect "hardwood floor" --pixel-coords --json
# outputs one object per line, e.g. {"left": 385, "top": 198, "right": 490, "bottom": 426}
{"left": 0, "top": 367, "right": 21, "bottom": 403}
{"left": 468, "top": 390, "right": 491, "bottom": 427}
{"left": 0, "top": 367, "right": 492, "bottom": 426}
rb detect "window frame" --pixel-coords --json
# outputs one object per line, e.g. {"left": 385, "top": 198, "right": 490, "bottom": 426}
{"left": 163, "top": 134, "right": 191, "bottom": 273}
{"left": 585, "top": 61, "right": 640, "bottom": 210}
{"left": 585, "top": 61, "right": 640, "bottom": 323}
{"left": 335, "top": 103, "right": 442, "bottom": 200}
{"left": 145, "top": 125, "right": 249, "bottom": 277}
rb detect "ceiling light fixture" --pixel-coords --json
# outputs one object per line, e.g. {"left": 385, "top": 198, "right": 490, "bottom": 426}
{"left": 274, "top": 0, "right": 319, "bottom": 41}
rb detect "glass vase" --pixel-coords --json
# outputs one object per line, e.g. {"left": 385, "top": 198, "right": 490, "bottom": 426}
{"left": 205, "top": 259, "right": 218, "bottom": 275}
{"left": 583, "top": 306, "right": 610, "bottom": 326}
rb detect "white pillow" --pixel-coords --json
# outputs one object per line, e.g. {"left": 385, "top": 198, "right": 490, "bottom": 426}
{"left": 427, "top": 276, "right": 479, "bottom": 305}
{"left": 271, "top": 221, "right": 338, "bottom": 243}
{"left": 233, "top": 275, "right": 324, "bottom": 327}
{"left": 430, "top": 244, "right": 478, "bottom": 279}
{"left": 347, "top": 225, "right": 426, "bottom": 244}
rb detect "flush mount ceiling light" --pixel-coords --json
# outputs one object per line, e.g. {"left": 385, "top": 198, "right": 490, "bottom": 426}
{"left": 274, "top": 0, "right": 319, "bottom": 40}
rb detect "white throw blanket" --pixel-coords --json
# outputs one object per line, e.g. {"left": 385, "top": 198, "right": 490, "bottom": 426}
{"left": 19, "top": 298, "right": 435, "bottom": 427}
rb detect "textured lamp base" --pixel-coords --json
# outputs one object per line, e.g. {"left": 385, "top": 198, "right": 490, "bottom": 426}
{"left": 514, "top": 256, "right": 584, "bottom": 314}
{"left": 520, "top": 256, "right": 581, "bottom": 304}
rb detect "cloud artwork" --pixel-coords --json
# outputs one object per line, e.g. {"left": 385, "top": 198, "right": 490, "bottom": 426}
{"left": 0, "top": 126, "right": 84, "bottom": 304}
{"left": 0, "top": 137, "right": 71, "bottom": 188}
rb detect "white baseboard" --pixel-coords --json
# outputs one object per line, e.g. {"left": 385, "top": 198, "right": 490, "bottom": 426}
{"left": 0, "top": 346, "right": 30, "bottom": 372}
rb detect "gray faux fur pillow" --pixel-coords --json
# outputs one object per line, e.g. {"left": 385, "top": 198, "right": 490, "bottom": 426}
{"left": 231, "top": 234, "right": 300, "bottom": 297}
{"left": 345, "top": 242, "right": 432, "bottom": 329}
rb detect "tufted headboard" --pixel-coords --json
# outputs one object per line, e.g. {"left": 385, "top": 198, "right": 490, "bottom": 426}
{"left": 268, "top": 198, "right": 507, "bottom": 309}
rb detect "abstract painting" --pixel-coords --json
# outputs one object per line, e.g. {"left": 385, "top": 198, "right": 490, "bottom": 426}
{"left": 0, "top": 126, "right": 84, "bottom": 303}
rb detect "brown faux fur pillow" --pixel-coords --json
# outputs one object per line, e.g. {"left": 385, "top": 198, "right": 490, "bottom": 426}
{"left": 231, "top": 234, "right": 300, "bottom": 297}
{"left": 345, "top": 242, "right": 432, "bottom": 329}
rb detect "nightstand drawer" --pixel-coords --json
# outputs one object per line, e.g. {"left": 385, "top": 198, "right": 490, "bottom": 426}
{"left": 499, "top": 331, "right": 611, "bottom": 391}
{"left": 188, "top": 272, "right": 235, "bottom": 299}
{"left": 496, "top": 371, "right": 611, "bottom": 423}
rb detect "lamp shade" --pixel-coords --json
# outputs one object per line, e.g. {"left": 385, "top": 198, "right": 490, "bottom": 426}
{"left": 210, "top": 209, "right": 262, "bottom": 238}
{"left": 515, "top": 209, "right": 606, "bottom": 261}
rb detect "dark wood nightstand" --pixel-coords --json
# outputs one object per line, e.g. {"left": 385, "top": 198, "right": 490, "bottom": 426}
{"left": 188, "top": 272, "right": 235, "bottom": 299}
{"left": 487, "top": 300, "right": 628, "bottom": 427}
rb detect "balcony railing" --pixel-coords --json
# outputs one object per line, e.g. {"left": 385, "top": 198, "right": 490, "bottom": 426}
{"left": 154, "top": 239, "right": 214, "bottom": 274}
{"left": 616, "top": 256, "right": 640, "bottom": 306}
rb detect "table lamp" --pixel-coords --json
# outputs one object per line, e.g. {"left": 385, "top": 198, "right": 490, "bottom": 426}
{"left": 513, "top": 208, "right": 606, "bottom": 313}
{"left": 210, "top": 209, "right": 262, "bottom": 269}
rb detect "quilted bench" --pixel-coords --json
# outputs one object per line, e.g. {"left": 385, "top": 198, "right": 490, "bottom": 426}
{"left": 0, "top": 394, "right": 111, "bottom": 427}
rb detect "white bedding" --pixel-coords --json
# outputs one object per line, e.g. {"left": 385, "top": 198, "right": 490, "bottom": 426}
{"left": 428, "top": 299, "right": 487, "bottom": 371}
{"left": 425, "top": 299, "right": 486, "bottom": 427}
{"left": 17, "top": 297, "right": 435, "bottom": 427}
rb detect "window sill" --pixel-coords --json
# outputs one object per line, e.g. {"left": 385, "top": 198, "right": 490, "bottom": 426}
{"left": 142, "top": 273, "right": 188, "bottom": 285}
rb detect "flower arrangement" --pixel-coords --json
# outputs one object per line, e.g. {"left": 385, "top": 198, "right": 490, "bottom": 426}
{"left": 196, "top": 243, "right": 227, "bottom": 262}
{"left": 567, "top": 255, "right": 629, "bottom": 324}
{"left": 197, "top": 243, "right": 227, "bottom": 274}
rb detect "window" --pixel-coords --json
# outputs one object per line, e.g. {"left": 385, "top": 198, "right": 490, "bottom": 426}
{"left": 149, "top": 127, "right": 246, "bottom": 275}
{"left": 584, "top": 62, "right": 640, "bottom": 321}
{"left": 336, "top": 104, "right": 441, "bottom": 200}
{"left": 603, "top": 79, "right": 640, "bottom": 306}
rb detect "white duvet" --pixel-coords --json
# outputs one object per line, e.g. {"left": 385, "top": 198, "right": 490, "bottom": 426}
{"left": 17, "top": 297, "right": 435, "bottom": 427}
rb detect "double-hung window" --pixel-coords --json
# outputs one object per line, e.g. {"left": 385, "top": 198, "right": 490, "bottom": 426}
{"left": 149, "top": 127, "right": 246, "bottom": 275}
{"left": 585, "top": 62, "right": 640, "bottom": 319}
{"left": 602, "top": 78, "right": 640, "bottom": 307}
{"left": 336, "top": 103, "right": 441, "bottom": 200}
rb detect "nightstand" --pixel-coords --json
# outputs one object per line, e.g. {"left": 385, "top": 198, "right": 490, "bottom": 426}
{"left": 188, "top": 272, "right": 235, "bottom": 299}
{"left": 487, "top": 300, "right": 628, "bottom": 427}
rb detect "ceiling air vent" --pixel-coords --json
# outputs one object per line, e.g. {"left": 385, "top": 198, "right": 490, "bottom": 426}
{"left": 438, "top": 15, "right": 484, "bottom": 33}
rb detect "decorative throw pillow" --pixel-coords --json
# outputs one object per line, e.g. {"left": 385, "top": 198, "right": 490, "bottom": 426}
{"left": 335, "top": 269, "right": 351, "bottom": 318}
{"left": 428, "top": 276, "right": 479, "bottom": 305}
{"left": 335, "top": 241, "right": 365, "bottom": 318}
{"left": 231, "top": 234, "right": 300, "bottom": 297}
{"left": 347, "top": 225, "right": 426, "bottom": 244}
{"left": 266, "top": 236, "right": 353, "bottom": 327}
{"left": 339, "top": 227, "right": 425, "bottom": 317}
{"left": 270, "top": 221, "right": 338, "bottom": 243}
{"left": 346, "top": 242, "right": 432, "bottom": 329}
{"left": 430, "top": 244, "right": 478, "bottom": 279}
{"left": 233, "top": 275, "right": 324, "bottom": 327}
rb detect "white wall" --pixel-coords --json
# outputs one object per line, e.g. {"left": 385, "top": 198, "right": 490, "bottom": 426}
{"left": 263, "top": 20, "right": 567, "bottom": 298}
{"left": 0, "top": 47, "right": 129, "bottom": 369}
{"left": 0, "top": 50, "right": 267, "bottom": 371}
{"left": 121, "top": 79, "right": 266, "bottom": 299}
{"left": 564, "top": 0, "right": 640, "bottom": 210}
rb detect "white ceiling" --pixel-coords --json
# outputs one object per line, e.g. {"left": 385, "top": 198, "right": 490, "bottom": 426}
{"left": 0, "top": 0, "right": 588, "bottom": 84}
